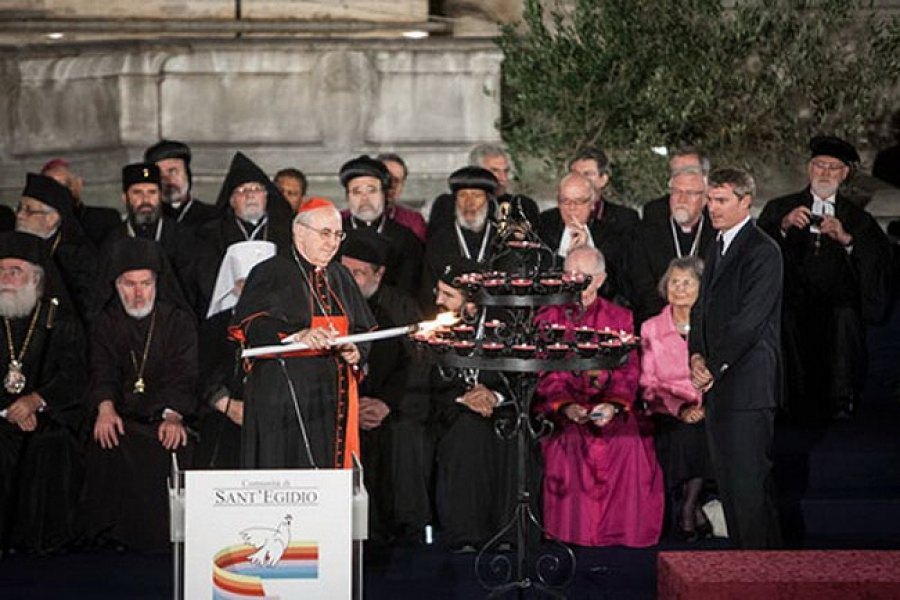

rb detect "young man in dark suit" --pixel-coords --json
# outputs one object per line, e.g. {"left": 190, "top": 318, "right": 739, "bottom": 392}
{"left": 689, "top": 167, "right": 783, "bottom": 549}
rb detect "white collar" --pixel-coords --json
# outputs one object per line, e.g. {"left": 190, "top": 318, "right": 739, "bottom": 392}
{"left": 719, "top": 214, "right": 751, "bottom": 256}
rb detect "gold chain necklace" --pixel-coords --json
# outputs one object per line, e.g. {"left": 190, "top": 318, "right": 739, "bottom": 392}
{"left": 129, "top": 308, "right": 157, "bottom": 394}
{"left": 3, "top": 304, "right": 42, "bottom": 395}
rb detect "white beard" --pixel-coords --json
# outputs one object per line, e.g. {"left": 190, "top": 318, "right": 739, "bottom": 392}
{"left": 456, "top": 205, "right": 489, "bottom": 233}
{"left": 811, "top": 181, "right": 839, "bottom": 199}
{"left": 0, "top": 282, "right": 40, "bottom": 319}
{"left": 15, "top": 222, "right": 55, "bottom": 240}
{"left": 123, "top": 300, "right": 155, "bottom": 319}
{"left": 239, "top": 206, "right": 266, "bottom": 225}
{"left": 351, "top": 203, "right": 384, "bottom": 224}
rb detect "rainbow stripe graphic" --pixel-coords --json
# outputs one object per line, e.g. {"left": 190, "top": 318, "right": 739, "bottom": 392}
{"left": 212, "top": 541, "right": 319, "bottom": 599}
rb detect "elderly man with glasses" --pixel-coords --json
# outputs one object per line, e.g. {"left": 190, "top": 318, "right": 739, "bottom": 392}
{"left": 758, "top": 136, "right": 892, "bottom": 422}
{"left": 232, "top": 197, "right": 375, "bottom": 470}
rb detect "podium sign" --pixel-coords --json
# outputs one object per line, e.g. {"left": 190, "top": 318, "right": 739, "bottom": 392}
{"left": 184, "top": 469, "right": 352, "bottom": 599}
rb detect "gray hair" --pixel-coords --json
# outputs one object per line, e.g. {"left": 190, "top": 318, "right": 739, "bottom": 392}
{"left": 667, "top": 166, "right": 706, "bottom": 189}
{"left": 657, "top": 256, "right": 704, "bottom": 299}
{"left": 468, "top": 143, "right": 509, "bottom": 167}
{"left": 669, "top": 145, "right": 710, "bottom": 175}
{"left": 708, "top": 167, "right": 756, "bottom": 200}
{"left": 565, "top": 245, "right": 606, "bottom": 276}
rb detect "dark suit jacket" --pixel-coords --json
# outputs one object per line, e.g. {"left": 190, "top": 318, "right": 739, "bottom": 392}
{"left": 689, "top": 220, "right": 782, "bottom": 411}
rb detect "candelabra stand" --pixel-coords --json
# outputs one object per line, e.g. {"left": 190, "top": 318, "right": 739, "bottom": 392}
{"left": 418, "top": 287, "right": 633, "bottom": 598}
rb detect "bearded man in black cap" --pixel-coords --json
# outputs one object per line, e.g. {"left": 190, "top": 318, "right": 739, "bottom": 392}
{"left": 339, "top": 155, "right": 423, "bottom": 296}
{"left": 0, "top": 232, "right": 86, "bottom": 554}
{"left": 340, "top": 228, "right": 429, "bottom": 545}
{"left": 83, "top": 237, "right": 197, "bottom": 552}
{"left": 422, "top": 167, "right": 500, "bottom": 311}
{"left": 144, "top": 139, "right": 217, "bottom": 229}
{"left": 232, "top": 198, "right": 375, "bottom": 470}
{"left": 103, "top": 163, "right": 198, "bottom": 315}
{"left": 195, "top": 152, "right": 293, "bottom": 314}
{"left": 15, "top": 172, "right": 102, "bottom": 324}
{"left": 758, "top": 136, "right": 892, "bottom": 421}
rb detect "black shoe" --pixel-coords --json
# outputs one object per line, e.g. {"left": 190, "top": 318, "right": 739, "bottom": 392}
{"left": 452, "top": 544, "right": 477, "bottom": 554}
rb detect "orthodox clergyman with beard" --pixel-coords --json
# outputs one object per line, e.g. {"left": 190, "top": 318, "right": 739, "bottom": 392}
{"left": 195, "top": 152, "right": 293, "bottom": 314}
{"left": 0, "top": 232, "right": 86, "bottom": 554}
{"left": 340, "top": 228, "right": 427, "bottom": 545}
{"left": 232, "top": 198, "right": 375, "bottom": 470}
{"left": 339, "top": 155, "right": 423, "bottom": 296}
{"left": 144, "top": 139, "right": 217, "bottom": 230}
{"left": 102, "top": 163, "right": 198, "bottom": 315}
{"left": 15, "top": 173, "right": 101, "bottom": 324}
{"left": 422, "top": 167, "right": 499, "bottom": 310}
{"left": 83, "top": 238, "right": 198, "bottom": 552}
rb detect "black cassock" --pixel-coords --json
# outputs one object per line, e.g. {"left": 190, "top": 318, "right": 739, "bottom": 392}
{"left": 758, "top": 189, "right": 892, "bottom": 419}
{"left": 48, "top": 228, "right": 103, "bottom": 325}
{"left": 0, "top": 299, "right": 85, "bottom": 552}
{"left": 194, "top": 310, "right": 244, "bottom": 470}
{"left": 233, "top": 253, "right": 375, "bottom": 470}
{"left": 343, "top": 215, "right": 424, "bottom": 297}
{"left": 359, "top": 284, "right": 424, "bottom": 543}
{"left": 629, "top": 197, "right": 716, "bottom": 326}
{"left": 83, "top": 300, "right": 198, "bottom": 552}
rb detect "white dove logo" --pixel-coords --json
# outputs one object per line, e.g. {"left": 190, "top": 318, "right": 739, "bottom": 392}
{"left": 239, "top": 514, "right": 293, "bottom": 566}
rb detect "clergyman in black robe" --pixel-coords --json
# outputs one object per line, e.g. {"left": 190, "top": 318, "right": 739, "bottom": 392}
{"left": 232, "top": 198, "right": 375, "bottom": 470}
{"left": 339, "top": 155, "right": 424, "bottom": 296}
{"left": 340, "top": 229, "right": 428, "bottom": 545}
{"left": 758, "top": 136, "right": 892, "bottom": 421}
{"left": 0, "top": 232, "right": 86, "bottom": 554}
{"left": 83, "top": 238, "right": 197, "bottom": 552}
{"left": 144, "top": 139, "right": 218, "bottom": 230}
{"left": 15, "top": 173, "right": 102, "bottom": 325}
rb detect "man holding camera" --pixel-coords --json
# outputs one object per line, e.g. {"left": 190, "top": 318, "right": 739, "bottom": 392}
{"left": 758, "top": 136, "right": 891, "bottom": 422}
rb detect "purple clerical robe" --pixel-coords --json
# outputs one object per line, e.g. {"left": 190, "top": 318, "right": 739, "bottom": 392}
{"left": 535, "top": 298, "right": 664, "bottom": 547}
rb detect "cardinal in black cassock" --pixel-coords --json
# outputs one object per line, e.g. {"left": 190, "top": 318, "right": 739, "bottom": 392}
{"left": 232, "top": 198, "right": 375, "bottom": 470}
{"left": 83, "top": 237, "right": 198, "bottom": 552}
{"left": 0, "top": 232, "right": 86, "bottom": 554}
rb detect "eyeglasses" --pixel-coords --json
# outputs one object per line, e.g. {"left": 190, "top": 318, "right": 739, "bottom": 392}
{"left": 299, "top": 221, "right": 346, "bottom": 242}
{"left": 16, "top": 204, "right": 53, "bottom": 217}
{"left": 810, "top": 160, "right": 847, "bottom": 174}
{"left": 233, "top": 183, "right": 266, "bottom": 197}
{"left": 559, "top": 196, "right": 593, "bottom": 207}
{"left": 670, "top": 188, "right": 705, "bottom": 200}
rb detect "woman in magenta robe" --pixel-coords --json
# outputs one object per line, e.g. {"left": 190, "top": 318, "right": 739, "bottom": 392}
{"left": 535, "top": 247, "right": 664, "bottom": 548}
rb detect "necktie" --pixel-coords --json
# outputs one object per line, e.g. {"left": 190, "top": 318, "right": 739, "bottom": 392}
{"left": 717, "top": 234, "right": 725, "bottom": 257}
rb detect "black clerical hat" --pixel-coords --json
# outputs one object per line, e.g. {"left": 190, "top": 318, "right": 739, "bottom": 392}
{"left": 809, "top": 135, "right": 860, "bottom": 166}
{"left": 0, "top": 231, "right": 50, "bottom": 268}
{"left": 439, "top": 256, "right": 481, "bottom": 286}
{"left": 216, "top": 152, "right": 271, "bottom": 207}
{"left": 122, "top": 162, "right": 161, "bottom": 192}
{"left": 339, "top": 155, "right": 392, "bottom": 191}
{"left": 107, "top": 237, "right": 164, "bottom": 279}
{"left": 21, "top": 172, "right": 74, "bottom": 217}
{"left": 342, "top": 227, "right": 389, "bottom": 267}
{"left": 144, "top": 139, "right": 192, "bottom": 184}
{"left": 448, "top": 166, "right": 498, "bottom": 196}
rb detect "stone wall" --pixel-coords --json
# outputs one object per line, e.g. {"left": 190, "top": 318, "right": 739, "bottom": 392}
{"left": 0, "top": 38, "right": 503, "bottom": 210}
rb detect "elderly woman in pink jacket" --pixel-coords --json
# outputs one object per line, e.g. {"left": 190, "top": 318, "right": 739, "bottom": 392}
{"left": 640, "top": 256, "right": 714, "bottom": 541}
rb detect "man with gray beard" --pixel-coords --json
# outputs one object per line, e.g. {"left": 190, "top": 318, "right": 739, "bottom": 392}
{"left": 339, "top": 155, "right": 423, "bottom": 296}
{"left": 422, "top": 166, "right": 499, "bottom": 310}
{"left": 15, "top": 172, "right": 102, "bottom": 324}
{"left": 83, "top": 237, "right": 197, "bottom": 552}
{"left": 758, "top": 136, "right": 892, "bottom": 422}
{"left": 629, "top": 166, "right": 716, "bottom": 325}
{"left": 340, "top": 228, "right": 429, "bottom": 547}
{"left": 0, "top": 232, "right": 85, "bottom": 554}
{"left": 144, "top": 139, "right": 217, "bottom": 230}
